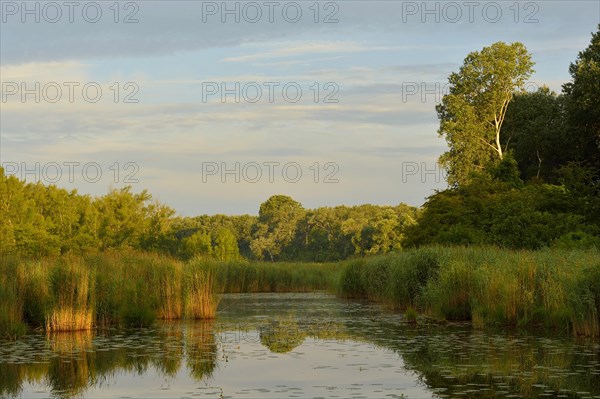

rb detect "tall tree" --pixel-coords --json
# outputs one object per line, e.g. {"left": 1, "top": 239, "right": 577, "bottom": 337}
{"left": 562, "top": 24, "right": 600, "bottom": 170}
{"left": 213, "top": 228, "right": 239, "bottom": 261}
{"left": 250, "top": 195, "right": 305, "bottom": 261}
{"left": 437, "top": 42, "right": 534, "bottom": 186}
{"left": 502, "top": 87, "right": 568, "bottom": 182}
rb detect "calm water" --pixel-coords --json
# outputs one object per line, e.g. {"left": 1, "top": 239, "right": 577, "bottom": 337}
{"left": 1, "top": 293, "right": 599, "bottom": 398}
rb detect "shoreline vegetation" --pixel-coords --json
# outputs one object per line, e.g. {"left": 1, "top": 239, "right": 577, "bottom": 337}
{"left": 0, "top": 252, "right": 221, "bottom": 339}
{"left": 337, "top": 247, "right": 600, "bottom": 336}
{"left": 1, "top": 246, "right": 599, "bottom": 339}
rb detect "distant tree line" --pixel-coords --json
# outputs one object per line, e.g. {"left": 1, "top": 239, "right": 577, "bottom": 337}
{"left": 0, "top": 174, "right": 418, "bottom": 261}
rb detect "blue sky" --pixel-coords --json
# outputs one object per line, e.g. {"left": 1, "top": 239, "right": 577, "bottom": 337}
{"left": 1, "top": 0, "right": 598, "bottom": 215}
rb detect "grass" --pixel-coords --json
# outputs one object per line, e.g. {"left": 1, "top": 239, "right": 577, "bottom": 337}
{"left": 210, "top": 259, "right": 342, "bottom": 293}
{"left": 336, "top": 246, "right": 600, "bottom": 335}
{"left": 0, "top": 257, "right": 27, "bottom": 339}
{"left": 0, "top": 251, "right": 220, "bottom": 336}
{"left": 2, "top": 246, "right": 599, "bottom": 338}
{"left": 45, "top": 257, "right": 94, "bottom": 332}
{"left": 185, "top": 259, "right": 220, "bottom": 319}
{"left": 0, "top": 251, "right": 341, "bottom": 338}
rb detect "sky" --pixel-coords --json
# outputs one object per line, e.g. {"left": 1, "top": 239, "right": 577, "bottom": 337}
{"left": 1, "top": 0, "right": 599, "bottom": 215}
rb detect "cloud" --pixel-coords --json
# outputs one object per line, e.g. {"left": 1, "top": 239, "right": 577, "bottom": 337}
{"left": 1, "top": 61, "right": 89, "bottom": 79}
{"left": 222, "top": 41, "right": 411, "bottom": 62}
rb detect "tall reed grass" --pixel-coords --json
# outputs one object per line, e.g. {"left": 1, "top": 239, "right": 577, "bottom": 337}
{"left": 336, "top": 246, "right": 600, "bottom": 335}
{"left": 185, "top": 259, "right": 219, "bottom": 319}
{"left": 0, "top": 256, "right": 27, "bottom": 339}
{"left": 46, "top": 257, "right": 94, "bottom": 332}
{"left": 0, "top": 251, "right": 220, "bottom": 336}
{"left": 3, "top": 247, "right": 599, "bottom": 338}
{"left": 211, "top": 259, "right": 342, "bottom": 293}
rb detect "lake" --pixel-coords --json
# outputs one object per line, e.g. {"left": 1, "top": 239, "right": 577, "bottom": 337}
{"left": 1, "top": 293, "right": 599, "bottom": 398}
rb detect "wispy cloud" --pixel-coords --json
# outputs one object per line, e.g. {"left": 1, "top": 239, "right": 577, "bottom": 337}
{"left": 222, "top": 42, "right": 411, "bottom": 63}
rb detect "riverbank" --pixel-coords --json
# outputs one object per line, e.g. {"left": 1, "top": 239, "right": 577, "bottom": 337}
{"left": 0, "top": 252, "right": 220, "bottom": 338}
{"left": 2, "top": 247, "right": 599, "bottom": 338}
{"left": 337, "top": 247, "right": 600, "bottom": 335}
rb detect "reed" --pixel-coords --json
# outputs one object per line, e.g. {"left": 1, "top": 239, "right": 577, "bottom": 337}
{"left": 3, "top": 247, "right": 598, "bottom": 337}
{"left": 45, "top": 256, "right": 94, "bottom": 332}
{"left": 335, "top": 246, "right": 600, "bottom": 335}
{"left": 154, "top": 258, "right": 183, "bottom": 320}
{"left": 185, "top": 259, "right": 220, "bottom": 319}
{"left": 0, "top": 251, "right": 220, "bottom": 336}
{"left": 0, "top": 256, "right": 27, "bottom": 339}
{"left": 213, "top": 259, "right": 342, "bottom": 293}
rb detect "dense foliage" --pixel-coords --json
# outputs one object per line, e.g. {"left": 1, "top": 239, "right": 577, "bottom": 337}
{"left": 405, "top": 27, "right": 600, "bottom": 249}
{"left": 0, "top": 171, "right": 418, "bottom": 261}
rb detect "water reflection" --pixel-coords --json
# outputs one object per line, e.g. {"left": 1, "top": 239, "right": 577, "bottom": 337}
{"left": 46, "top": 332, "right": 94, "bottom": 397}
{"left": 186, "top": 321, "right": 218, "bottom": 380}
{"left": 0, "top": 324, "right": 218, "bottom": 398}
{"left": 0, "top": 293, "right": 598, "bottom": 398}
{"left": 259, "top": 317, "right": 306, "bottom": 353}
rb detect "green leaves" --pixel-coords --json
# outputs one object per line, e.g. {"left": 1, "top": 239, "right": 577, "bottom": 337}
{"left": 251, "top": 195, "right": 305, "bottom": 261}
{"left": 438, "top": 42, "right": 534, "bottom": 186}
{"left": 502, "top": 87, "right": 568, "bottom": 183}
{"left": 563, "top": 24, "right": 600, "bottom": 171}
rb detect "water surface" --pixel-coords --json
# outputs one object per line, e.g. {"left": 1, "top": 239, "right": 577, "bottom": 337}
{"left": 1, "top": 293, "right": 599, "bottom": 398}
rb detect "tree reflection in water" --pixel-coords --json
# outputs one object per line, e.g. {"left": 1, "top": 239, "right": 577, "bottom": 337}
{"left": 0, "top": 324, "right": 219, "bottom": 398}
{"left": 1, "top": 295, "right": 599, "bottom": 399}
{"left": 186, "top": 321, "right": 218, "bottom": 380}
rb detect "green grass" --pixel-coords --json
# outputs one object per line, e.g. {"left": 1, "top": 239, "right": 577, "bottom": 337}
{"left": 2, "top": 246, "right": 599, "bottom": 338}
{"left": 0, "top": 251, "right": 220, "bottom": 335}
{"left": 0, "top": 252, "right": 341, "bottom": 338}
{"left": 209, "top": 259, "right": 343, "bottom": 293}
{"left": 0, "top": 257, "right": 27, "bottom": 339}
{"left": 336, "top": 246, "right": 600, "bottom": 335}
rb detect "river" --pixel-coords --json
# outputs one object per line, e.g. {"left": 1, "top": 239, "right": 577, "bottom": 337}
{"left": 1, "top": 293, "right": 599, "bottom": 398}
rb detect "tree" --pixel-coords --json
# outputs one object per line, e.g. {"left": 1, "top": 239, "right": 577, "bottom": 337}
{"left": 0, "top": 169, "right": 29, "bottom": 254}
{"left": 562, "top": 24, "right": 600, "bottom": 171}
{"left": 302, "top": 207, "right": 352, "bottom": 261}
{"left": 94, "top": 187, "right": 152, "bottom": 249}
{"left": 251, "top": 195, "right": 305, "bottom": 261}
{"left": 437, "top": 42, "right": 534, "bottom": 186}
{"left": 139, "top": 201, "right": 176, "bottom": 253}
{"left": 213, "top": 228, "right": 239, "bottom": 261}
{"left": 402, "top": 177, "right": 595, "bottom": 249}
{"left": 502, "top": 87, "right": 569, "bottom": 182}
{"left": 181, "top": 231, "right": 212, "bottom": 260}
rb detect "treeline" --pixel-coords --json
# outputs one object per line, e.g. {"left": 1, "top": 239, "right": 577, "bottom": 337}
{"left": 0, "top": 171, "right": 418, "bottom": 261}
{"left": 406, "top": 26, "right": 600, "bottom": 249}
